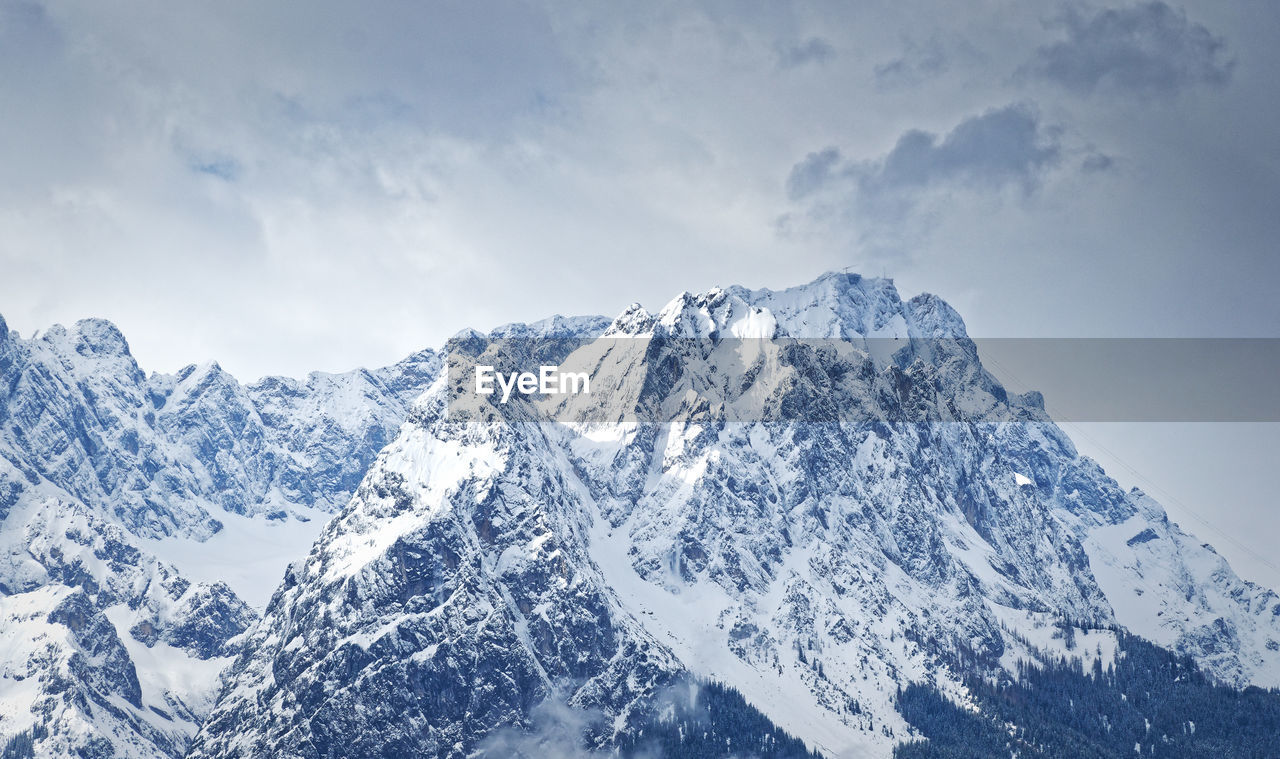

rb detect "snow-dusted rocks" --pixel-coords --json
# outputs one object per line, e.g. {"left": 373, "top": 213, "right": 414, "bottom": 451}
{"left": 0, "top": 478, "right": 240, "bottom": 758}
{"left": 6, "top": 275, "right": 1279, "bottom": 757}
{"left": 191, "top": 274, "right": 1280, "bottom": 757}
{"left": 0, "top": 317, "right": 443, "bottom": 540}
{"left": 189, "top": 391, "right": 682, "bottom": 758}
{"left": 0, "top": 316, "right": 446, "bottom": 757}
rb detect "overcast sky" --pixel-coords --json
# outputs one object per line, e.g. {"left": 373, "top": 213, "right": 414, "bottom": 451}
{"left": 2, "top": 1, "right": 1278, "bottom": 586}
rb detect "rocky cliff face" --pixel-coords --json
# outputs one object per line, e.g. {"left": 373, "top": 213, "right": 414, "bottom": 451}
{"left": 0, "top": 315, "right": 444, "bottom": 757}
{"left": 187, "top": 274, "right": 1280, "bottom": 758}
{"left": 0, "top": 308, "right": 622, "bottom": 758}
{"left": 0, "top": 315, "right": 441, "bottom": 540}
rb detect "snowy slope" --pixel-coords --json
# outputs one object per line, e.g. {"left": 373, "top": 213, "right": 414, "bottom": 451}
{"left": 0, "top": 458, "right": 249, "bottom": 758}
{"left": 0, "top": 308, "right": 619, "bottom": 757}
{"left": 0, "top": 315, "right": 441, "bottom": 540}
{"left": 0, "top": 314, "right": 438, "bottom": 757}
{"left": 191, "top": 273, "right": 1280, "bottom": 758}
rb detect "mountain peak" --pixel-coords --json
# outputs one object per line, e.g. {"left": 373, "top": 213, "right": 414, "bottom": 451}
{"left": 596, "top": 272, "right": 968, "bottom": 346}
{"left": 489, "top": 313, "right": 612, "bottom": 339}
{"left": 725, "top": 271, "right": 908, "bottom": 339}
{"left": 905, "top": 292, "right": 969, "bottom": 338}
{"left": 603, "top": 303, "right": 655, "bottom": 336}
{"left": 71, "top": 318, "right": 133, "bottom": 359}
{"left": 26, "top": 318, "right": 145, "bottom": 383}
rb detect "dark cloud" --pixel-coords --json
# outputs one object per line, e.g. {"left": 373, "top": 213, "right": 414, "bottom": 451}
{"left": 1081, "top": 152, "right": 1115, "bottom": 172}
{"left": 786, "top": 147, "right": 843, "bottom": 200}
{"left": 0, "top": 0, "right": 50, "bottom": 40}
{"left": 859, "top": 104, "right": 1060, "bottom": 194}
{"left": 780, "top": 104, "right": 1065, "bottom": 259}
{"left": 874, "top": 37, "right": 948, "bottom": 89}
{"left": 190, "top": 156, "right": 241, "bottom": 182}
{"left": 789, "top": 104, "right": 1062, "bottom": 205}
{"left": 1025, "top": 2, "right": 1233, "bottom": 97}
{"left": 778, "top": 37, "right": 835, "bottom": 68}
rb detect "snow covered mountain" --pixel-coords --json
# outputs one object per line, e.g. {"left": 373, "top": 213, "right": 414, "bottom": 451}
{"left": 185, "top": 273, "right": 1280, "bottom": 758}
{"left": 0, "top": 314, "right": 446, "bottom": 757}
{"left": 0, "top": 316, "right": 441, "bottom": 540}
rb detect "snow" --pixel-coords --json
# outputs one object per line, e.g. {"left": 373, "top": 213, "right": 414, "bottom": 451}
{"left": 0, "top": 586, "right": 75, "bottom": 733}
{"left": 104, "top": 605, "right": 230, "bottom": 725}
{"left": 586, "top": 509, "right": 887, "bottom": 757}
{"left": 146, "top": 507, "right": 330, "bottom": 610}
{"left": 18, "top": 271, "right": 1280, "bottom": 758}
{"left": 1082, "top": 506, "right": 1280, "bottom": 687}
{"left": 567, "top": 417, "right": 935, "bottom": 758}
{"left": 322, "top": 418, "right": 504, "bottom": 582}
{"left": 989, "top": 602, "right": 1120, "bottom": 677}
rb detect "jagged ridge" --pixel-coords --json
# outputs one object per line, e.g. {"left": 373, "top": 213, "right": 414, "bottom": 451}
{"left": 189, "top": 274, "right": 1280, "bottom": 758}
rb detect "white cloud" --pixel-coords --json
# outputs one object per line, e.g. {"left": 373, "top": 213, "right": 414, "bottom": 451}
{"left": 0, "top": 0, "right": 1275, "bottom": 385}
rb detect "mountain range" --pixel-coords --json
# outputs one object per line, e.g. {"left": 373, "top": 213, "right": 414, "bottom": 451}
{"left": 2, "top": 273, "right": 1277, "bottom": 758}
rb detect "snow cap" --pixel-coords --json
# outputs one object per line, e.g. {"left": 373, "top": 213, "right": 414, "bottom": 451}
{"left": 72, "top": 318, "right": 133, "bottom": 358}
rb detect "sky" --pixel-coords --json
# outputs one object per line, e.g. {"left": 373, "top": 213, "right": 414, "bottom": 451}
{"left": 1, "top": 2, "right": 1278, "bottom": 585}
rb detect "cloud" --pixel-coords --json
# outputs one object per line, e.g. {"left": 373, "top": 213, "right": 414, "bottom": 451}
{"left": 857, "top": 103, "right": 1061, "bottom": 194}
{"left": 780, "top": 103, "right": 1065, "bottom": 260}
{"left": 788, "top": 103, "right": 1062, "bottom": 205}
{"left": 1024, "top": 2, "right": 1233, "bottom": 97}
{"left": 1081, "top": 152, "right": 1115, "bottom": 172}
{"left": 0, "top": 0, "right": 55, "bottom": 50}
{"left": 778, "top": 36, "right": 835, "bottom": 68}
{"left": 188, "top": 155, "right": 241, "bottom": 182}
{"left": 475, "top": 698, "right": 610, "bottom": 758}
{"left": 874, "top": 37, "right": 948, "bottom": 89}
{"left": 0, "top": 0, "right": 591, "bottom": 377}
{"left": 786, "top": 147, "right": 843, "bottom": 201}
{"left": 3, "top": 0, "right": 1277, "bottom": 383}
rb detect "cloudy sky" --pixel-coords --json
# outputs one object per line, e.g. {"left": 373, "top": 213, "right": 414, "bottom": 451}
{"left": 2, "top": 2, "right": 1278, "bottom": 584}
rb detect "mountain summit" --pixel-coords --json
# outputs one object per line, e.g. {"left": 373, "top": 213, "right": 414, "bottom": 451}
{"left": 179, "top": 274, "right": 1280, "bottom": 758}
